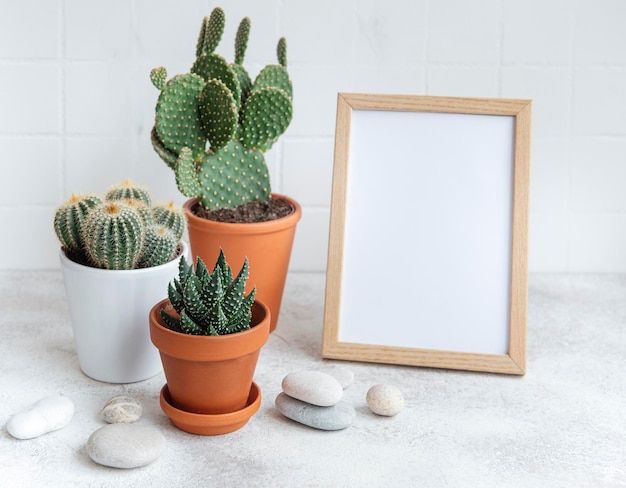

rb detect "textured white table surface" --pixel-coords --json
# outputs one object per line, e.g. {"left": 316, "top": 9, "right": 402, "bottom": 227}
{"left": 1, "top": 271, "right": 625, "bottom": 488}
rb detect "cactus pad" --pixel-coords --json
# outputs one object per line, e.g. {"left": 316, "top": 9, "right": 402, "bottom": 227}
{"left": 197, "top": 140, "right": 270, "bottom": 210}
{"left": 196, "top": 8, "right": 225, "bottom": 58}
{"left": 252, "top": 64, "right": 293, "bottom": 99}
{"left": 191, "top": 54, "right": 242, "bottom": 111}
{"left": 151, "top": 127, "right": 178, "bottom": 170}
{"left": 277, "top": 37, "right": 288, "bottom": 68}
{"left": 242, "top": 86, "right": 293, "bottom": 151}
{"left": 198, "top": 79, "right": 238, "bottom": 151}
{"left": 155, "top": 73, "right": 207, "bottom": 159}
{"left": 175, "top": 147, "right": 202, "bottom": 199}
{"left": 150, "top": 67, "right": 167, "bottom": 90}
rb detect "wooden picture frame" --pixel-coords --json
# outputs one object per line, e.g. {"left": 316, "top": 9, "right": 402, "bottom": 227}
{"left": 322, "top": 93, "right": 531, "bottom": 375}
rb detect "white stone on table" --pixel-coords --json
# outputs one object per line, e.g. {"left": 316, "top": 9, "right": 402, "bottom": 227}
{"left": 101, "top": 395, "right": 142, "bottom": 424}
{"left": 6, "top": 394, "right": 74, "bottom": 440}
{"left": 366, "top": 384, "right": 405, "bottom": 417}
{"left": 275, "top": 392, "right": 355, "bottom": 431}
{"left": 281, "top": 370, "right": 343, "bottom": 406}
{"left": 316, "top": 366, "right": 354, "bottom": 389}
{"left": 87, "top": 423, "right": 165, "bottom": 469}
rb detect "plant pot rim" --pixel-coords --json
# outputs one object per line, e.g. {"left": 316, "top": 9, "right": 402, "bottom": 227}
{"left": 59, "top": 241, "right": 188, "bottom": 277}
{"left": 149, "top": 297, "right": 271, "bottom": 361}
{"left": 160, "top": 382, "right": 261, "bottom": 435}
{"left": 183, "top": 193, "right": 302, "bottom": 234}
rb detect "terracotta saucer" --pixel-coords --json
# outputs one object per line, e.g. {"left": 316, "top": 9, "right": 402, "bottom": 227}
{"left": 160, "top": 382, "right": 261, "bottom": 435}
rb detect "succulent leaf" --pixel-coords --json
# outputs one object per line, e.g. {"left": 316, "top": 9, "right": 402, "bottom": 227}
{"left": 160, "top": 309, "right": 182, "bottom": 332}
{"left": 199, "top": 79, "right": 238, "bottom": 151}
{"left": 180, "top": 309, "right": 204, "bottom": 335}
{"left": 242, "top": 86, "right": 293, "bottom": 152}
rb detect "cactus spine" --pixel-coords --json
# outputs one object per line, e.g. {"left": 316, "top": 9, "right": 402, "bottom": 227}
{"left": 152, "top": 202, "right": 186, "bottom": 241}
{"left": 151, "top": 7, "right": 293, "bottom": 211}
{"left": 138, "top": 225, "right": 179, "bottom": 269}
{"left": 161, "top": 250, "right": 256, "bottom": 336}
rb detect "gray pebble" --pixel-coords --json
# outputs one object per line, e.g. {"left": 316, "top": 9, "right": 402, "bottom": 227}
{"left": 275, "top": 392, "right": 355, "bottom": 431}
{"left": 87, "top": 423, "right": 165, "bottom": 469}
{"left": 101, "top": 395, "right": 142, "bottom": 424}
{"left": 366, "top": 384, "right": 405, "bottom": 416}
{"left": 282, "top": 371, "right": 343, "bottom": 406}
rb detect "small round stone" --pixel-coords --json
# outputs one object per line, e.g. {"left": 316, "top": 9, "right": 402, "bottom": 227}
{"left": 282, "top": 371, "right": 343, "bottom": 407}
{"left": 87, "top": 424, "right": 165, "bottom": 469}
{"left": 366, "top": 384, "right": 405, "bottom": 417}
{"left": 101, "top": 395, "right": 142, "bottom": 424}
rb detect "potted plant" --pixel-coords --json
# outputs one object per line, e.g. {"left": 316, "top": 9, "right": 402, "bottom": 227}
{"left": 149, "top": 250, "right": 270, "bottom": 435}
{"left": 149, "top": 7, "right": 301, "bottom": 332}
{"left": 54, "top": 180, "right": 188, "bottom": 383}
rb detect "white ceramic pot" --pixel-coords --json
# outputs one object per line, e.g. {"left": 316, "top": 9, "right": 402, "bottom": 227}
{"left": 59, "top": 242, "right": 189, "bottom": 383}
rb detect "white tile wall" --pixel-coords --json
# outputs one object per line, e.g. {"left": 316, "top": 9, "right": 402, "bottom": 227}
{"left": 2, "top": 0, "right": 626, "bottom": 272}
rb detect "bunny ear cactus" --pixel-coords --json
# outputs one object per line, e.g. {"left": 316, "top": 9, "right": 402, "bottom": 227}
{"left": 151, "top": 7, "right": 294, "bottom": 211}
{"left": 161, "top": 250, "right": 256, "bottom": 336}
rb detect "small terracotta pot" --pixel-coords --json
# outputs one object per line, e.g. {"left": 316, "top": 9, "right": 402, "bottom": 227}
{"left": 183, "top": 194, "right": 301, "bottom": 332}
{"left": 149, "top": 298, "right": 270, "bottom": 418}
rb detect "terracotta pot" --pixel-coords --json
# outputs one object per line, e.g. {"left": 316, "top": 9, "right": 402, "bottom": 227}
{"left": 149, "top": 297, "right": 270, "bottom": 434}
{"left": 183, "top": 193, "right": 301, "bottom": 332}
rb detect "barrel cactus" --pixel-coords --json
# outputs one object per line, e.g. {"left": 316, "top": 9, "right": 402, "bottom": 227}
{"left": 53, "top": 194, "right": 103, "bottom": 253}
{"left": 160, "top": 250, "right": 256, "bottom": 336}
{"left": 53, "top": 181, "right": 186, "bottom": 270}
{"left": 150, "top": 7, "right": 293, "bottom": 211}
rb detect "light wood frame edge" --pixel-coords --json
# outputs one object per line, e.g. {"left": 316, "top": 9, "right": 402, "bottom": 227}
{"left": 322, "top": 93, "right": 531, "bottom": 376}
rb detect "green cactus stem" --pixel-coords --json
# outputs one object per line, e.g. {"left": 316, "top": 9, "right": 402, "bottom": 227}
{"left": 161, "top": 250, "right": 256, "bottom": 336}
{"left": 54, "top": 193, "right": 103, "bottom": 253}
{"left": 82, "top": 202, "right": 145, "bottom": 270}
{"left": 105, "top": 180, "right": 152, "bottom": 206}
{"left": 277, "top": 37, "right": 287, "bottom": 68}
{"left": 138, "top": 224, "right": 179, "bottom": 268}
{"left": 152, "top": 202, "right": 186, "bottom": 241}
